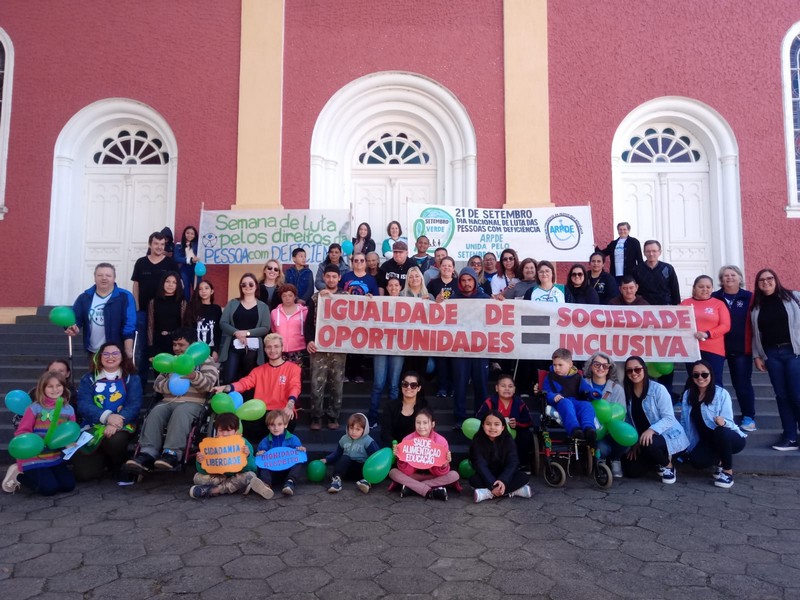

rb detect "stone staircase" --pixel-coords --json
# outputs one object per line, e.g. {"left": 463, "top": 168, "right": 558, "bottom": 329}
{"left": 1, "top": 306, "right": 799, "bottom": 475}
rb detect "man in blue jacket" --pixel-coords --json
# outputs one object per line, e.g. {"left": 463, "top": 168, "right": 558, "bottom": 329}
{"left": 67, "top": 263, "right": 136, "bottom": 359}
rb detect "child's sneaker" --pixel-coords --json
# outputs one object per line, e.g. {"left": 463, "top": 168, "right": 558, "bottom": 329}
{"left": 189, "top": 484, "right": 214, "bottom": 499}
{"left": 282, "top": 478, "right": 295, "bottom": 496}
{"left": 426, "top": 486, "right": 448, "bottom": 501}
{"left": 245, "top": 477, "right": 274, "bottom": 500}
{"left": 154, "top": 450, "right": 180, "bottom": 470}
{"left": 328, "top": 476, "right": 342, "bottom": 493}
{"left": 356, "top": 479, "right": 371, "bottom": 494}
{"left": 712, "top": 465, "right": 724, "bottom": 480}
{"left": 715, "top": 472, "right": 734, "bottom": 489}
{"left": 399, "top": 484, "right": 411, "bottom": 498}
{"left": 661, "top": 466, "right": 676, "bottom": 484}
{"left": 740, "top": 417, "right": 757, "bottom": 432}
{"left": 474, "top": 488, "right": 493, "bottom": 503}
{"left": 2, "top": 464, "right": 20, "bottom": 493}
{"left": 508, "top": 484, "right": 532, "bottom": 499}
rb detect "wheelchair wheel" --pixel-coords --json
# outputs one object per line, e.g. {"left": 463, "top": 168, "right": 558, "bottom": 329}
{"left": 531, "top": 433, "right": 541, "bottom": 476}
{"left": 544, "top": 461, "right": 566, "bottom": 488}
{"left": 594, "top": 461, "right": 613, "bottom": 489}
{"left": 582, "top": 444, "right": 594, "bottom": 475}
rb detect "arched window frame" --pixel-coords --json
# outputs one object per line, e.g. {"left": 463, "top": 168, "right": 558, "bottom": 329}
{"left": 782, "top": 21, "right": 800, "bottom": 218}
{"left": 0, "top": 28, "right": 14, "bottom": 220}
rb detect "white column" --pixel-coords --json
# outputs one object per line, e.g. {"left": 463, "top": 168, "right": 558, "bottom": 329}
{"left": 464, "top": 155, "right": 477, "bottom": 207}
{"left": 720, "top": 154, "right": 744, "bottom": 271}
{"left": 45, "top": 156, "right": 75, "bottom": 304}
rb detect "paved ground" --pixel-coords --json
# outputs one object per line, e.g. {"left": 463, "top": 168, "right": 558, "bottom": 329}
{"left": 0, "top": 468, "right": 798, "bottom": 599}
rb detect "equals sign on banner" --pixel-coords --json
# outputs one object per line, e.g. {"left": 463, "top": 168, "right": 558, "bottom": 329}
{"left": 520, "top": 315, "right": 550, "bottom": 346}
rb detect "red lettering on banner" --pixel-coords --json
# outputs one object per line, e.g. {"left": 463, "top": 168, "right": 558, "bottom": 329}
{"left": 318, "top": 325, "right": 336, "bottom": 347}
{"left": 561, "top": 333, "right": 689, "bottom": 359}
{"left": 485, "top": 303, "right": 514, "bottom": 326}
{"left": 369, "top": 328, "right": 384, "bottom": 350}
{"left": 501, "top": 332, "right": 514, "bottom": 352}
{"left": 557, "top": 307, "right": 692, "bottom": 331}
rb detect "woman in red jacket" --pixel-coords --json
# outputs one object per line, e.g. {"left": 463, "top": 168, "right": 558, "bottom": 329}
{"left": 680, "top": 275, "right": 731, "bottom": 385}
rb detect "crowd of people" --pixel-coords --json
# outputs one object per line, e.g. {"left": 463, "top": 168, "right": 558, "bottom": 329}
{"left": 4, "top": 219, "right": 798, "bottom": 500}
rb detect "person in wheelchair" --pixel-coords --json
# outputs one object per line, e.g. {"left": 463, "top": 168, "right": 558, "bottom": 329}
{"left": 542, "top": 348, "right": 597, "bottom": 443}
{"left": 125, "top": 328, "right": 218, "bottom": 473}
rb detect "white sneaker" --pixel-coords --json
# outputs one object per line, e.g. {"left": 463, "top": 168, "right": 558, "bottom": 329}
{"left": 2, "top": 464, "right": 20, "bottom": 493}
{"left": 473, "top": 488, "right": 493, "bottom": 503}
{"left": 712, "top": 465, "right": 723, "bottom": 480}
{"left": 245, "top": 476, "right": 274, "bottom": 500}
{"left": 661, "top": 467, "right": 676, "bottom": 484}
{"left": 508, "top": 484, "right": 532, "bottom": 499}
{"left": 611, "top": 460, "right": 623, "bottom": 478}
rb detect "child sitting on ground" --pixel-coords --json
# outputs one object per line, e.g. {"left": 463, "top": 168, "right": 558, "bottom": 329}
{"left": 389, "top": 408, "right": 459, "bottom": 501}
{"left": 7, "top": 371, "right": 77, "bottom": 496}
{"left": 542, "top": 348, "right": 598, "bottom": 443}
{"left": 322, "top": 412, "right": 380, "bottom": 494}
{"left": 476, "top": 374, "right": 534, "bottom": 472}
{"left": 469, "top": 410, "right": 532, "bottom": 503}
{"left": 255, "top": 410, "right": 306, "bottom": 496}
{"left": 190, "top": 412, "right": 273, "bottom": 500}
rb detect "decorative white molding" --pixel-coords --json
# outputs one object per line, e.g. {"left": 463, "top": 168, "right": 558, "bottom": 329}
{"left": 611, "top": 96, "right": 743, "bottom": 275}
{"left": 0, "top": 28, "right": 14, "bottom": 220}
{"left": 310, "top": 71, "right": 477, "bottom": 210}
{"left": 781, "top": 22, "right": 800, "bottom": 217}
{"left": 45, "top": 98, "right": 178, "bottom": 304}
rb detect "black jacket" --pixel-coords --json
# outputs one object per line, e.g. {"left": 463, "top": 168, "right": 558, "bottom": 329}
{"left": 598, "top": 236, "right": 643, "bottom": 278}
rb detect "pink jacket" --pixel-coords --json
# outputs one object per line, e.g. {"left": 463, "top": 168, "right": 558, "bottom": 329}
{"left": 270, "top": 304, "right": 308, "bottom": 353}
{"left": 396, "top": 430, "right": 451, "bottom": 477}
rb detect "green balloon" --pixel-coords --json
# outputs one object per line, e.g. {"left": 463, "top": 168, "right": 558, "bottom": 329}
{"left": 592, "top": 400, "right": 613, "bottom": 424}
{"left": 8, "top": 433, "right": 45, "bottom": 459}
{"left": 461, "top": 418, "right": 481, "bottom": 440}
{"left": 658, "top": 362, "right": 674, "bottom": 375}
{"left": 596, "top": 423, "right": 608, "bottom": 440}
{"left": 185, "top": 342, "right": 211, "bottom": 366}
{"left": 49, "top": 306, "right": 76, "bottom": 328}
{"left": 458, "top": 458, "right": 475, "bottom": 479}
{"left": 607, "top": 420, "right": 638, "bottom": 447}
{"left": 172, "top": 353, "right": 196, "bottom": 376}
{"left": 610, "top": 403, "right": 626, "bottom": 422}
{"left": 47, "top": 421, "right": 81, "bottom": 449}
{"left": 236, "top": 399, "right": 267, "bottom": 422}
{"left": 363, "top": 447, "right": 393, "bottom": 484}
{"left": 307, "top": 460, "right": 326, "bottom": 482}
{"left": 152, "top": 353, "right": 175, "bottom": 374}
{"left": 507, "top": 425, "right": 517, "bottom": 439}
{"left": 210, "top": 393, "right": 235, "bottom": 414}
{"left": 647, "top": 362, "right": 665, "bottom": 378}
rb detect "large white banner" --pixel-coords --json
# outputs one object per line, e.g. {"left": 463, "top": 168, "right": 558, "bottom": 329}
{"left": 407, "top": 204, "right": 595, "bottom": 262}
{"left": 198, "top": 209, "right": 350, "bottom": 265}
{"left": 315, "top": 295, "right": 700, "bottom": 362}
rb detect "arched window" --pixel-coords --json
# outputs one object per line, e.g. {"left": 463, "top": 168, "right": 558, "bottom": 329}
{"left": 92, "top": 129, "right": 170, "bottom": 165}
{"left": 357, "top": 132, "right": 431, "bottom": 165}
{"left": 782, "top": 22, "right": 800, "bottom": 217}
{"left": 621, "top": 128, "right": 702, "bottom": 164}
{"left": 0, "top": 28, "right": 14, "bottom": 220}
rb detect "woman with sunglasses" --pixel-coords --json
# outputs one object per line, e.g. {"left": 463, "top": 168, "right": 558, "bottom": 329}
{"left": 219, "top": 273, "right": 271, "bottom": 386}
{"left": 379, "top": 371, "right": 429, "bottom": 448}
{"left": 583, "top": 352, "right": 626, "bottom": 478}
{"left": 73, "top": 342, "right": 142, "bottom": 483}
{"left": 490, "top": 249, "right": 521, "bottom": 295}
{"left": 751, "top": 268, "right": 800, "bottom": 451}
{"left": 680, "top": 275, "right": 731, "bottom": 384}
{"left": 258, "top": 259, "right": 285, "bottom": 311}
{"left": 565, "top": 264, "right": 600, "bottom": 304}
{"left": 679, "top": 360, "right": 746, "bottom": 488}
{"left": 621, "top": 356, "right": 688, "bottom": 484}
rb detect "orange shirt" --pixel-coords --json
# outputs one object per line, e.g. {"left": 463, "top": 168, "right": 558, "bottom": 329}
{"left": 680, "top": 297, "right": 730, "bottom": 357}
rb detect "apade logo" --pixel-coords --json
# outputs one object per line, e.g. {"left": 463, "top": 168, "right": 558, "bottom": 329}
{"left": 544, "top": 213, "right": 582, "bottom": 251}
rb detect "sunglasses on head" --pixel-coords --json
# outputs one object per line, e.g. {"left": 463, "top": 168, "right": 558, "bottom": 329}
{"left": 625, "top": 366, "right": 644, "bottom": 375}
{"left": 692, "top": 372, "right": 711, "bottom": 380}
{"left": 401, "top": 381, "right": 420, "bottom": 389}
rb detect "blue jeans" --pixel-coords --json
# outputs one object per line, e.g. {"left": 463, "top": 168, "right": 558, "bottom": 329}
{"left": 764, "top": 345, "right": 800, "bottom": 442}
{"left": 19, "top": 463, "right": 75, "bottom": 496}
{"left": 726, "top": 353, "right": 756, "bottom": 419}
{"left": 452, "top": 357, "right": 489, "bottom": 421}
{"left": 369, "top": 354, "right": 404, "bottom": 422}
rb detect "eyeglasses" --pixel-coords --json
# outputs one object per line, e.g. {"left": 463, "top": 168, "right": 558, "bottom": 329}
{"left": 692, "top": 372, "right": 711, "bottom": 379}
{"left": 571, "top": 272, "right": 584, "bottom": 278}
{"left": 353, "top": 259, "right": 365, "bottom": 263}
{"left": 265, "top": 266, "right": 280, "bottom": 272}
{"left": 101, "top": 351, "right": 121, "bottom": 358}
{"left": 625, "top": 366, "right": 644, "bottom": 375}
{"left": 502, "top": 256, "right": 515, "bottom": 262}
{"left": 757, "top": 276, "right": 775, "bottom": 284}
{"left": 591, "top": 362, "right": 610, "bottom": 370}
{"left": 401, "top": 381, "right": 420, "bottom": 389}
{"left": 240, "top": 282, "right": 256, "bottom": 288}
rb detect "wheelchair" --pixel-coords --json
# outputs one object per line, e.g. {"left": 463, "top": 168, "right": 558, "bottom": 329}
{"left": 531, "top": 373, "right": 612, "bottom": 489}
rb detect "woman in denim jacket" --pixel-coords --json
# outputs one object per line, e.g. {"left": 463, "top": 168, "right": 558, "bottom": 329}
{"left": 680, "top": 359, "right": 746, "bottom": 489}
{"left": 622, "top": 356, "right": 689, "bottom": 484}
